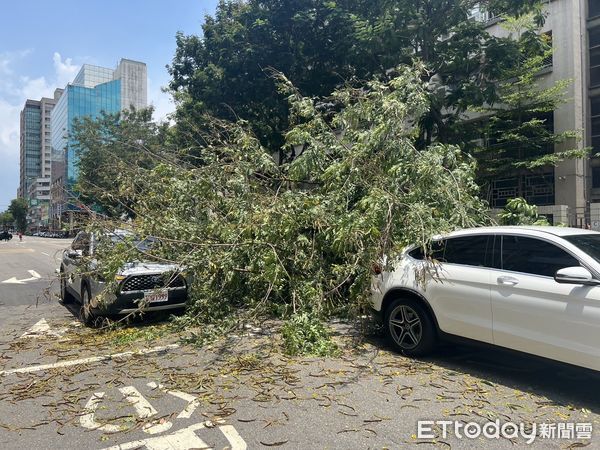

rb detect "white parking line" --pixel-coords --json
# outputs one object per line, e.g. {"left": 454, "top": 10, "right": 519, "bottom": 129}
{"left": 147, "top": 381, "right": 200, "bottom": 419}
{"left": 81, "top": 392, "right": 122, "bottom": 433}
{"left": 119, "top": 385, "right": 173, "bottom": 434}
{"left": 0, "top": 344, "right": 180, "bottom": 376}
{"left": 101, "top": 421, "right": 247, "bottom": 450}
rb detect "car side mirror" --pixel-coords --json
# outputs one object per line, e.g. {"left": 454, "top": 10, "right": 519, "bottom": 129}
{"left": 554, "top": 266, "right": 599, "bottom": 286}
{"left": 66, "top": 249, "right": 83, "bottom": 259}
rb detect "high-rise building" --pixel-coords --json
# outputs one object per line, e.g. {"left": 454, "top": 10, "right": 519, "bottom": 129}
{"left": 19, "top": 101, "right": 41, "bottom": 200}
{"left": 471, "top": 0, "right": 600, "bottom": 227}
{"left": 18, "top": 89, "right": 63, "bottom": 229}
{"left": 50, "top": 59, "right": 147, "bottom": 226}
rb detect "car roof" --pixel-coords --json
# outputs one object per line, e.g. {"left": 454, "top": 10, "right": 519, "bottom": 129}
{"left": 441, "top": 226, "right": 600, "bottom": 239}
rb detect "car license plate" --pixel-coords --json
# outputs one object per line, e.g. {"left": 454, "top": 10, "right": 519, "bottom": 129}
{"left": 143, "top": 289, "right": 169, "bottom": 303}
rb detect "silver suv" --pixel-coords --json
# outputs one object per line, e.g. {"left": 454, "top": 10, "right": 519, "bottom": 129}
{"left": 59, "top": 230, "right": 189, "bottom": 325}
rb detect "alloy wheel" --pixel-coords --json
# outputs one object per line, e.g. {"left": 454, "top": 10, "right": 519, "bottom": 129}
{"left": 388, "top": 305, "right": 422, "bottom": 350}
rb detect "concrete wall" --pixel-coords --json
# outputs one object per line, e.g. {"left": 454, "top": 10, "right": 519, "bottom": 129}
{"left": 482, "top": 0, "right": 589, "bottom": 217}
{"left": 115, "top": 59, "right": 147, "bottom": 111}
{"left": 549, "top": 0, "right": 587, "bottom": 210}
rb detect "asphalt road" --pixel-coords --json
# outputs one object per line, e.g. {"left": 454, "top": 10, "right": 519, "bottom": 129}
{"left": 0, "top": 237, "right": 599, "bottom": 449}
{"left": 0, "top": 236, "right": 73, "bottom": 326}
{"left": 0, "top": 235, "right": 69, "bottom": 302}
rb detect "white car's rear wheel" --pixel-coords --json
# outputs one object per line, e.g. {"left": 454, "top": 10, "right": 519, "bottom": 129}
{"left": 385, "top": 298, "right": 436, "bottom": 357}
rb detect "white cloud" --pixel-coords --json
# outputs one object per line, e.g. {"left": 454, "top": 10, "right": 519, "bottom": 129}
{"left": 53, "top": 52, "right": 79, "bottom": 88}
{"left": 0, "top": 57, "right": 11, "bottom": 75}
{"left": 0, "top": 98, "right": 21, "bottom": 203}
{"left": 20, "top": 76, "right": 52, "bottom": 100}
{"left": 15, "top": 53, "right": 81, "bottom": 101}
{"left": 0, "top": 99, "right": 20, "bottom": 154}
{"left": 0, "top": 49, "right": 31, "bottom": 76}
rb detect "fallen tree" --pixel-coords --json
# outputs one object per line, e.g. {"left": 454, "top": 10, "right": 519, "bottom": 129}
{"left": 76, "top": 64, "right": 489, "bottom": 346}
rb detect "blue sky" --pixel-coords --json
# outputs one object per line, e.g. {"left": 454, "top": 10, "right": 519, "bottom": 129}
{"left": 0, "top": 0, "right": 219, "bottom": 211}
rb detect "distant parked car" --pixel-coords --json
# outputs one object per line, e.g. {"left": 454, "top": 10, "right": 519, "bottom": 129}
{"left": 0, "top": 231, "right": 12, "bottom": 241}
{"left": 59, "top": 230, "right": 190, "bottom": 325}
{"left": 372, "top": 226, "right": 600, "bottom": 372}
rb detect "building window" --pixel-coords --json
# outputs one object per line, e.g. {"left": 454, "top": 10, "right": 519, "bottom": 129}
{"left": 591, "top": 0, "right": 600, "bottom": 19}
{"left": 593, "top": 167, "right": 600, "bottom": 188}
{"left": 468, "top": 3, "right": 496, "bottom": 23}
{"left": 590, "top": 27, "right": 600, "bottom": 88}
{"left": 591, "top": 97, "right": 600, "bottom": 151}
{"left": 491, "top": 172, "right": 555, "bottom": 208}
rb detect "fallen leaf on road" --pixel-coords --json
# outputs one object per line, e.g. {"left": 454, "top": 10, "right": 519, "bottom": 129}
{"left": 260, "top": 440, "right": 289, "bottom": 446}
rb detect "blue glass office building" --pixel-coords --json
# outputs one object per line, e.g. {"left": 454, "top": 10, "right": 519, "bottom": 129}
{"left": 51, "top": 78, "right": 121, "bottom": 186}
{"left": 50, "top": 60, "right": 147, "bottom": 220}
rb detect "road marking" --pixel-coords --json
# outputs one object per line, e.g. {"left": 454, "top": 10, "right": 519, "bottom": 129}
{"left": 81, "top": 392, "right": 122, "bottom": 433}
{"left": 119, "top": 386, "right": 173, "bottom": 434}
{"left": 41, "top": 252, "right": 50, "bottom": 256}
{"left": 101, "top": 421, "right": 247, "bottom": 450}
{"left": 20, "top": 319, "right": 78, "bottom": 340}
{"left": 82, "top": 383, "right": 247, "bottom": 449}
{"left": 0, "top": 248, "right": 34, "bottom": 254}
{"left": 220, "top": 425, "right": 247, "bottom": 449}
{"left": 23, "top": 318, "right": 51, "bottom": 336}
{"left": 20, "top": 318, "right": 65, "bottom": 339}
{"left": 0, "top": 344, "right": 179, "bottom": 376}
{"left": 102, "top": 422, "right": 211, "bottom": 450}
{"left": 147, "top": 382, "right": 200, "bottom": 419}
{"left": 1, "top": 269, "right": 42, "bottom": 284}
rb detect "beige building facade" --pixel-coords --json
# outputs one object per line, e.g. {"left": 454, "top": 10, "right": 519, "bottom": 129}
{"left": 481, "top": 0, "right": 600, "bottom": 227}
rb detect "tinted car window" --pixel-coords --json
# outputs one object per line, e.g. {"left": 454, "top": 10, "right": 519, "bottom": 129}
{"left": 71, "top": 232, "right": 90, "bottom": 252}
{"left": 409, "top": 240, "right": 444, "bottom": 260}
{"left": 502, "top": 235, "right": 580, "bottom": 277}
{"left": 562, "top": 234, "right": 600, "bottom": 264}
{"left": 443, "top": 236, "right": 489, "bottom": 267}
{"left": 410, "top": 235, "right": 490, "bottom": 267}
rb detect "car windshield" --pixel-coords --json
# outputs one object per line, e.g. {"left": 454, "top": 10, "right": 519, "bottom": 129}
{"left": 100, "top": 233, "right": 158, "bottom": 252}
{"left": 111, "top": 235, "right": 157, "bottom": 251}
{"left": 562, "top": 234, "right": 600, "bottom": 264}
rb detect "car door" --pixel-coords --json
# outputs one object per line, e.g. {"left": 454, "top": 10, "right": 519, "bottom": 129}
{"left": 63, "top": 231, "right": 90, "bottom": 297}
{"left": 423, "top": 234, "right": 495, "bottom": 344}
{"left": 491, "top": 234, "right": 600, "bottom": 370}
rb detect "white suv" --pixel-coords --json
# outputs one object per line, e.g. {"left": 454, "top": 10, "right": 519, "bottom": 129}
{"left": 371, "top": 226, "right": 600, "bottom": 371}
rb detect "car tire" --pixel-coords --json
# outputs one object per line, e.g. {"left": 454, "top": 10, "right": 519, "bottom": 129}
{"left": 80, "top": 284, "right": 96, "bottom": 327}
{"left": 384, "top": 297, "right": 437, "bottom": 357}
{"left": 59, "top": 270, "right": 75, "bottom": 304}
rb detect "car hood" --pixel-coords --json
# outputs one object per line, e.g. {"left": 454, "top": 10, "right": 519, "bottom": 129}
{"left": 119, "top": 261, "right": 181, "bottom": 276}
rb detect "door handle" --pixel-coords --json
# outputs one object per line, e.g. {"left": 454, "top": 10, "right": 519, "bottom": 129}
{"left": 497, "top": 276, "right": 519, "bottom": 286}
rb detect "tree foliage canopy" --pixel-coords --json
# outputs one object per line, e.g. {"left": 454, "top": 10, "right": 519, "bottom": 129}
{"left": 8, "top": 198, "right": 27, "bottom": 232}
{"left": 0, "top": 211, "right": 14, "bottom": 228}
{"left": 168, "top": 0, "right": 542, "bottom": 153}
{"left": 498, "top": 197, "right": 549, "bottom": 225}
{"left": 81, "top": 66, "right": 488, "bottom": 328}
{"left": 72, "top": 108, "right": 170, "bottom": 217}
{"left": 70, "top": 1, "right": 586, "bottom": 340}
